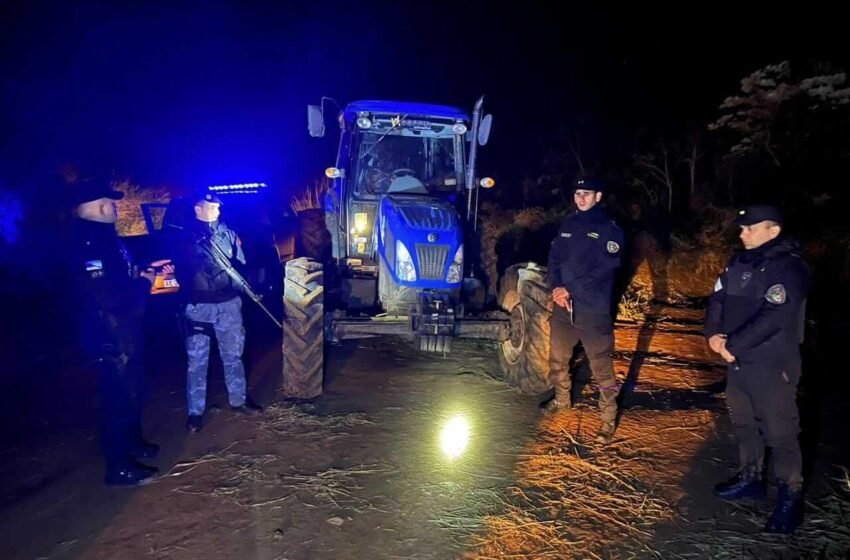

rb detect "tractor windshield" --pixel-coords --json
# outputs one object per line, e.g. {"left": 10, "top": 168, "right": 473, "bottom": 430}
{"left": 353, "top": 124, "right": 464, "bottom": 198}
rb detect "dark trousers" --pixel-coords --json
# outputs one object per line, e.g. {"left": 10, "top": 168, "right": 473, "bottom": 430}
{"left": 549, "top": 305, "right": 619, "bottom": 423}
{"left": 725, "top": 358, "right": 803, "bottom": 487}
{"left": 95, "top": 321, "right": 146, "bottom": 471}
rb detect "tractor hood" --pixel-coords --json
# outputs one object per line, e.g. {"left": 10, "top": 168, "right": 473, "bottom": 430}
{"left": 383, "top": 195, "right": 458, "bottom": 232}
{"left": 378, "top": 195, "right": 463, "bottom": 286}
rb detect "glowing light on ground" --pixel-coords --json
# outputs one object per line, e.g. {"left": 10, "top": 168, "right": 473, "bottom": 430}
{"left": 440, "top": 415, "right": 470, "bottom": 459}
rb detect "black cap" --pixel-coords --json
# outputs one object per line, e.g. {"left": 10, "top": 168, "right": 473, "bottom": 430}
{"left": 734, "top": 204, "right": 783, "bottom": 226}
{"left": 69, "top": 180, "right": 124, "bottom": 206}
{"left": 573, "top": 177, "right": 603, "bottom": 192}
{"left": 194, "top": 191, "right": 224, "bottom": 206}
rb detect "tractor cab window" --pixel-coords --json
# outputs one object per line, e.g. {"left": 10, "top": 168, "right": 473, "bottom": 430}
{"left": 353, "top": 123, "right": 463, "bottom": 198}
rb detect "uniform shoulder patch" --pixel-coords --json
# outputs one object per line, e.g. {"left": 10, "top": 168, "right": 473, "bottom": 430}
{"left": 85, "top": 259, "right": 104, "bottom": 279}
{"left": 765, "top": 283, "right": 787, "bottom": 304}
{"left": 606, "top": 241, "right": 620, "bottom": 254}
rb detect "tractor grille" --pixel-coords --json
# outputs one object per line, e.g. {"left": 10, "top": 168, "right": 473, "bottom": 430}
{"left": 398, "top": 205, "right": 455, "bottom": 231}
{"left": 415, "top": 243, "right": 449, "bottom": 280}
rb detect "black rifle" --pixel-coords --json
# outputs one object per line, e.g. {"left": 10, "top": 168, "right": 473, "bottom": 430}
{"left": 196, "top": 233, "right": 283, "bottom": 329}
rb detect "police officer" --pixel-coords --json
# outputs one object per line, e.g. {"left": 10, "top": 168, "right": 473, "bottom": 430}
{"left": 69, "top": 180, "right": 163, "bottom": 487}
{"left": 174, "top": 192, "right": 261, "bottom": 433}
{"left": 544, "top": 178, "right": 625, "bottom": 444}
{"left": 706, "top": 204, "right": 810, "bottom": 534}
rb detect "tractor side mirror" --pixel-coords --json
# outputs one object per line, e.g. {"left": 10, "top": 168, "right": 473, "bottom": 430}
{"left": 478, "top": 114, "right": 493, "bottom": 146}
{"left": 307, "top": 105, "right": 325, "bottom": 138}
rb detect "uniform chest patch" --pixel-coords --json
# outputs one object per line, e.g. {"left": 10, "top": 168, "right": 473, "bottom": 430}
{"left": 740, "top": 271, "right": 752, "bottom": 287}
{"left": 587, "top": 232, "right": 599, "bottom": 239}
{"left": 607, "top": 241, "right": 620, "bottom": 253}
{"left": 560, "top": 232, "right": 572, "bottom": 238}
{"left": 765, "top": 284, "right": 787, "bottom": 304}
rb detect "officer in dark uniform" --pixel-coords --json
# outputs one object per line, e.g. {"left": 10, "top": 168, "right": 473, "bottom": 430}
{"left": 69, "top": 180, "right": 164, "bottom": 487}
{"left": 174, "top": 192, "right": 261, "bottom": 434}
{"left": 544, "top": 178, "right": 625, "bottom": 444}
{"left": 705, "top": 204, "right": 811, "bottom": 534}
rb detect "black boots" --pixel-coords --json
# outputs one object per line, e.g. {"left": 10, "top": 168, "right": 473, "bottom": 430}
{"left": 540, "top": 396, "right": 572, "bottom": 413}
{"left": 765, "top": 482, "right": 804, "bottom": 534}
{"left": 105, "top": 462, "right": 158, "bottom": 488}
{"left": 715, "top": 469, "right": 804, "bottom": 534}
{"left": 130, "top": 439, "right": 160, "bottom": 459}
{"left": 713, "top": 470, "right": 767, "bottom": 501}
{"left": 231, "top": 399, "right": 263, "bottom": 416}
{"left": 186, "top": 414, "right": 204, "bottom": 433}
{"left": 541, "top": 384, "right": 572, "bottom": 414}
{"left": 595, "top": 421, "right": 615, "bottom": 444}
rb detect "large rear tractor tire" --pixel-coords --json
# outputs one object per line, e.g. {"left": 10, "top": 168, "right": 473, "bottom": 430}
{"left": 283, "top": 258, "right": 324, "bottom": 399}
{"left": 296, "top": 209, "right": 332, "bottom": 263}
{"left": 496, "top": 263, "right": 552, "bottom": 395}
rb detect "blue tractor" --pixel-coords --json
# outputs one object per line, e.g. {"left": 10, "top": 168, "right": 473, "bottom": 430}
{"left": 282, "top": 97, "right": 552, "bottom": 398}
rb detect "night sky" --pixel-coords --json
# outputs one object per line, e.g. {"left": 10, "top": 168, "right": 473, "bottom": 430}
{"left": 1, "top": 1, "right": 845, "bottom": 194}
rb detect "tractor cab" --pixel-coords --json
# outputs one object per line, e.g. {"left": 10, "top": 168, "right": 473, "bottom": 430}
{"left": 308, "top": 99, "right": 492, "bottom": 315}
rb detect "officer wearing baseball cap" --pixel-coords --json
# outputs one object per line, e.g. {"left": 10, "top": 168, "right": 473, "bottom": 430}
{"left": 734, "top": 204, "right": 784, "bottom": 227}
{"left": 705, "top": 203, "right": 811, "bottom": 533}
{"left": 69, "top": 180, "right": 125, "bottom": 207}
{"left": 67, "top": 179, "right": 162, "bottom": 487}
{"left": 195, "top": 191, "right": 224, "bottom": 206}
{"left": 543, "top": 176, "right": 625, "bottom": 444}
{"left": 173, "top": 188, "right": 262, "bottom": 434}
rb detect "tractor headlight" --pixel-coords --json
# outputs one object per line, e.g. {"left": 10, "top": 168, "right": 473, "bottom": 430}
{"left": 446, "top": 244, "right": 463, "bottom": 283}
{"left": 395, "top": 240, "right": 417, "bottom": 282}
{"left": 349, "top": 204, "right": 376, "bottom": 255}
{"left": 353, "top": 212, "right": 369, "bottom": 234}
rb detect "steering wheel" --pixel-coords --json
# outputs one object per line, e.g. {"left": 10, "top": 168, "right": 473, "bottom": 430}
{"left": 364, "top": 168, "right": 390, "bottom": 194}
{"left": 364, "top": 168, "right": 418, "bottom": 194}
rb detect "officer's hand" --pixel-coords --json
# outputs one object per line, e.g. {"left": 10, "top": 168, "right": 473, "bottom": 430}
{"left": 552, "top": 287, "right": 570, "bottom": 308}
{"left": 708, "top": 334, "right": 727, "bottom": 353}
{"left": 720, "top": 348, "right": 736, "bottom": 363}
{"left": 162, "top": 263, "right": 175, "bottom": 275}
